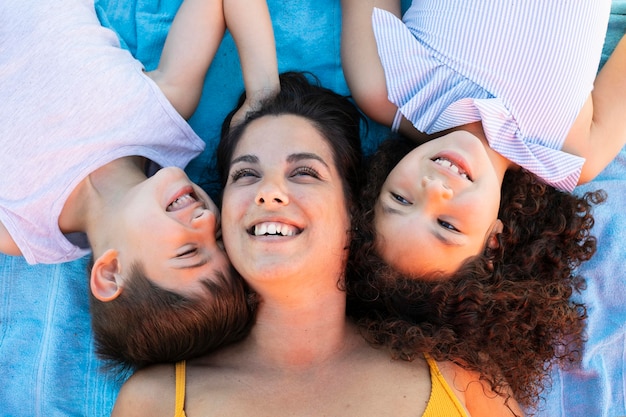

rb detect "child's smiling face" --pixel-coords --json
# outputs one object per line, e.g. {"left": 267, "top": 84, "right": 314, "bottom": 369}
{"left": 374, "top": 130, "right": 504, "bottom": 276}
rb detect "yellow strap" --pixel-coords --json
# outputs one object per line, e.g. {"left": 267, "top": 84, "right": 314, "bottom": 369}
{"left": 422, "top": 354, "right": 468, "bottom": 417}
{"left": 174, "top": 361, "right": 186, "bottom": 417}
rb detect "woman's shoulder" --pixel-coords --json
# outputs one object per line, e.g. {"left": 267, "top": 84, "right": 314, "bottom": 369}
{"left": 111, "top": 363, "right": 177, "bottom": 417}
{"left": 436, "top": 360, "right": 524, "bottom": 417}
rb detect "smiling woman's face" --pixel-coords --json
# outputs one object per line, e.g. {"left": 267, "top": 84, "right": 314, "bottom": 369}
{"left": 220, "top": 114, "right": 351, "bottom": 287}
{"left": 374, "top": 130, "right": 503, "bottom": 276}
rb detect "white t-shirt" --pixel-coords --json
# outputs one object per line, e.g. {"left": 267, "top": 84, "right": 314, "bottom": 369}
{"left": 0, "top": 0, "right": 205, "bottom": 264}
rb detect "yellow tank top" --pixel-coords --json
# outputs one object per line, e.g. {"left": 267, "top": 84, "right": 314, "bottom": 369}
{"left": 173, "top": 355, "right": 468, "bottom": 417}
{"left": 422, "top": 354, "right": 469, "bottom": 417}
{"left": 174, "top": 361, "right": 187, "bottom": 417}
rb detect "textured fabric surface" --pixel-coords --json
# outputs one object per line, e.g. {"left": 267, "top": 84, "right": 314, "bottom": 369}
{"left": 535, "top": 2, "right": 626, "bottom": 415}
{"left": 0, "top": 0, "right": 623, "bottom": 416}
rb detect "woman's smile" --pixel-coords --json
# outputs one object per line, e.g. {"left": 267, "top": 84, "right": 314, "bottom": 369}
{"left": 250, "top": 221, "right": 301, "bottom": 237}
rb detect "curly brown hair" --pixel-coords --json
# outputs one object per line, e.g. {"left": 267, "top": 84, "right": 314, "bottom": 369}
{"left": 346, "top": 136, "right": 605, "bottom": 414}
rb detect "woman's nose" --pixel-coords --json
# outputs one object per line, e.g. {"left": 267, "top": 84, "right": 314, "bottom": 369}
{"left": 255, "top": 181, "right": 289, "bottom": 206}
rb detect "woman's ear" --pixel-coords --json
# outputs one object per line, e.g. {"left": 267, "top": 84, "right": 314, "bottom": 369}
{"left": 486, "top": 219, "right": 504, "bottom": 250}
{"left": 90, "top": 249, "right": 123, "bottom": 302}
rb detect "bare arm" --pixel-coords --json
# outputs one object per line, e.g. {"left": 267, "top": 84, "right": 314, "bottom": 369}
{"left": 564, "top": 34, "right": 626, "bottom": 184}
{"left": 340, "top": 0, "right": 399, "bottom": 126}
{"left": 147, "top": 0, "right": 226, "bottom": 120}
{"left": 0, "top": 222, "right": 21, "bottom": 257}
{"left": 225, "top": 0, "right": 279, "bottom": 125}
{"left": 111, "top": 365, "right": 175, "bottom": 417}
{"left": 149, "top": 0, "right": 278, "bottom": 123}
{"left": 340, "top": 0, "right": 422, "bottom": 139}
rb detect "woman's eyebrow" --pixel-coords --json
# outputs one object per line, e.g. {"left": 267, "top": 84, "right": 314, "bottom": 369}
{"left": 287, "top": 152, "right": 329, "bottom": 168}
{"left": 230, "top": 154, "right": 259, "bottom": 165}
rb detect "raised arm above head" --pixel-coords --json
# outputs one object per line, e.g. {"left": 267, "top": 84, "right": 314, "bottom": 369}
{"left": 147, "top": 0, "right": 279, "bottom": 121}
{"left": 340, "top": 0, "right": 428, "bottom": 141}
{"left": 147, "top": 0, "right": 226, "bottom": 119}
{"left": 225, "top": 0, "right": 279, "bottom": 125}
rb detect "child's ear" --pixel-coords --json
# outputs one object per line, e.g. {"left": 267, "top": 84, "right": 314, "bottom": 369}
{"left": 90, "top": 249, "right": 123, "bottom": 302}
{"left": 486, "top": 219, "right": 504, "bottom": 250}
{"left": 484, "top": 220, "right": 504, "bottom": 272}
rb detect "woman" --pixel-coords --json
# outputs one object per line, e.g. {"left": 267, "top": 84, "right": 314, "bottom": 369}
{"left": 111, "top": 72, "right": 523, "bottom": 417}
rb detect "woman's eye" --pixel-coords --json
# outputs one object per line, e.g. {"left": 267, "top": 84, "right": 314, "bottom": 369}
{"left": 391, "top": 192, "right": 410, "bottom": 205}
{"left": 292, "top": 166, "right": 320, "bottom": 178}
{"left": 438, "top": 219, "right": 460, "bottom": 232}
{"left": 230, "top": 168, "right": 258, "bottom": 182}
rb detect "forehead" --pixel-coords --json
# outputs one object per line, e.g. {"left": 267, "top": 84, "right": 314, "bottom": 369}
{"left": 235, "top": 115, "right": 332, "bottom": 158}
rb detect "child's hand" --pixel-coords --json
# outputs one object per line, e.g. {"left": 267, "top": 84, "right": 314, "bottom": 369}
{"left": 229, "top": 98, "right": 256, "bottom": 128}
{"left": 229, "top": 86, "right": 280, "bottom": 128}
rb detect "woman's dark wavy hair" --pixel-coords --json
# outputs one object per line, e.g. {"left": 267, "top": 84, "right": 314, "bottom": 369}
{"left": 346, "top": 136, "right": 606, "bottom": 414}
{"left": 90, "top": 262, "right": 254, "bottom": 376}
{"left": 217, "top": 71, "right": 365, "bottom": 215}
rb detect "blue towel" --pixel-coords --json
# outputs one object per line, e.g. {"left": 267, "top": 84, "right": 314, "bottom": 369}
{"left": 536, "top": 2, "right": 626, "bottom": 416}
{"left": 538, "top": 141, "right": 626, "bottom": 417}
{"left": 0, "top": 0, "right": 623, "bottom": 416}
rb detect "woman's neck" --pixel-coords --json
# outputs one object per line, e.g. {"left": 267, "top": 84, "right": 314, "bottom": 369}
{"left": 236, "top": 288, "right": 360, "bottom": 370}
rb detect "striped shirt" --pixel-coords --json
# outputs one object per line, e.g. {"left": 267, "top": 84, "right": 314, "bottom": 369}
{"left": 373, "top": 0, "right": 611, "bottom": 191}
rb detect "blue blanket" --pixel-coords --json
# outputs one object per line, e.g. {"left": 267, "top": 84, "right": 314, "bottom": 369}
{"left": 0, "top": 1, "right": 623, "bottom": 416}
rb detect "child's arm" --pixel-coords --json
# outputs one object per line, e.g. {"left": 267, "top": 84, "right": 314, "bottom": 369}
{"left": 148, "top": 0, "right": 278, "bottom": 123}
{"left": 225, "top": 0, "right": 279, "bottom": 126}
{"left": 0, "top": 221, "right": 21, "bottom": 257}
{"left": 340, "top": 0, "right": 400, "bottom": 127}
{"left": 147, "top": 0, "right": 227, "bottom": 120}
{"left": 564, "top": 34, "right": 626, "bottom": 184}
{"left": 340, "top": 0, "right": 422, "bottom": 140}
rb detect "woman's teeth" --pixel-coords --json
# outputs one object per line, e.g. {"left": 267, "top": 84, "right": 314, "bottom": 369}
{"left": 253, "top": 222, "right": 298, "bottom": 236}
